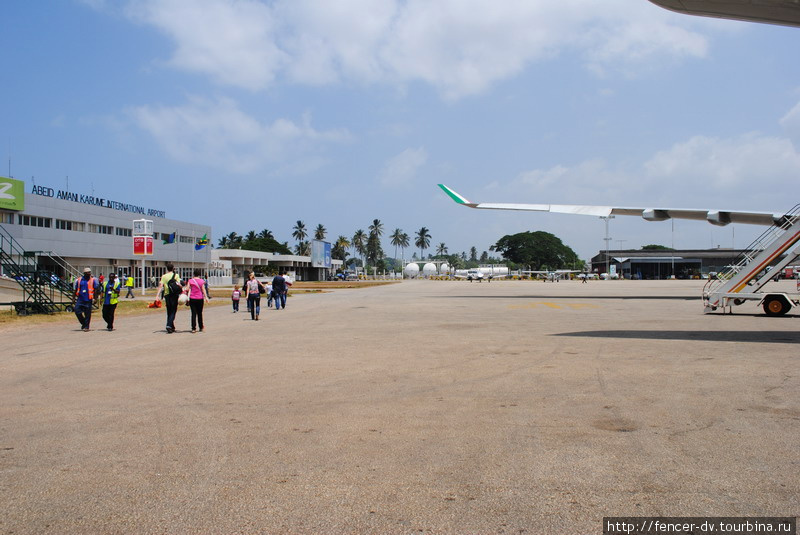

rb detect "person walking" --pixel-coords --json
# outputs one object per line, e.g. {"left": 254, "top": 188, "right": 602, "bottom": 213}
{"left": 101, "top": 273, "right": 121, "bottom": 331}
{"left": 186, "top": 268, "right": 209, "bottom": 333}
{"left": 231, "top": 285, "right": 241, "bottom": 313}
{"left": 244, "top": 272, "right": 263, "bottom": 320}
{"left": 158, "top": 262, "right": 182, "bottom": 333}
{"left": 74, "top": 267, "right": 100, "bottom": 331}
{"left": 265, "top": 280, "right": 273, "bottom": 308}
{"left": 271, "top": 271, "right": 291, "bottom": 310}
{"left": 124, "top": 273, "right": 135, "bottom": 298}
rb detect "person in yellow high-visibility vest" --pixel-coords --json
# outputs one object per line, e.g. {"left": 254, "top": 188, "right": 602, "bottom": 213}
{"left": 124, "top": 273, "right": 135, "bottom": 298}
{"left": 101, "top": 273, "right": 122, "bottom": 331}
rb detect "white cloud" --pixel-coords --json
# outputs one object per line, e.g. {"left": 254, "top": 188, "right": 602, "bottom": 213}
{"left": 128, "top": 96, "right": 351, "bottom": 173}
{"left": 126, "top": 0, "right": 288, "bottom": 91}
{"left": 644, "top": 133, "right": 800, "bottom": 193}
{"left": 512, "top": 133, "right": 800, "bottom": 210}
{"left": 121, "top": 0, "right": 712, "bottom": 99}
{"left": 379, "top": 147, "right": 428, "bottom": 187}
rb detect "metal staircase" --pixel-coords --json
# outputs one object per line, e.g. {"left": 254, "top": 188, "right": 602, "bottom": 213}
{"left": 703, "top": 203, "right": 800, "bottom": 314}
{"left": 0, "top": 224, "right": 77, "bottom": 314}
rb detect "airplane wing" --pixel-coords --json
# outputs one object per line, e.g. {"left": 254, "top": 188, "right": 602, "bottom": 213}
{"left": 647, "top": 0, "right": 800, "bottom": 29}
{"left": 438, "top": 184, "right": 786, "bottom": 227}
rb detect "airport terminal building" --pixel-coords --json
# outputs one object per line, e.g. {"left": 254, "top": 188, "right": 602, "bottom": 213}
{"left": 0, "top": 176, "right": 221, "bottom": 285}
{"left": 1, "top": 176, "right": 340, "bottom": 288}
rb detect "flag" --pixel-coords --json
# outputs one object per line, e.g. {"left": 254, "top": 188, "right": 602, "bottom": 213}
{"left": 195, "top": 233, "right": 209, "bottom": 251}
{"left": 162, "top": 232, "right": 176, "bottom": 244}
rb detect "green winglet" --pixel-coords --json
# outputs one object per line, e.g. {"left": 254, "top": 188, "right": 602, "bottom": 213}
{"left": 438, "top": 184, "right": 471, "bottom": 205}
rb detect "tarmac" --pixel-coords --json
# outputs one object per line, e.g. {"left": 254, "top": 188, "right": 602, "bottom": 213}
{"left": 1, "top": 279, "right": 798, "bottom": 534}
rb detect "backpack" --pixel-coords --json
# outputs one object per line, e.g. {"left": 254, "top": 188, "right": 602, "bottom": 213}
{"left": 167, "top": 273, "right": 182, "bottom": 296}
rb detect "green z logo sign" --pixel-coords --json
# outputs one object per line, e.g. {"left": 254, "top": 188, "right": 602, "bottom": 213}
{"left": 0, "top": 177, "right": 24, "bottom": 211}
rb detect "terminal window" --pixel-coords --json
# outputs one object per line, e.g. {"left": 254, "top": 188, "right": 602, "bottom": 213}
{"left": 55, "top": 219, "right": 85, "bottom": 231}
{"left": 116, "top": 227, "right": 132, "bottom": 237}
{"left": 18, "top": 215, "right": 52, "bottom": 228}
{"left": 89, "top": 224, "right": 114, "bottom": 235}
{"left": 1, "top": 212, "right": 13, "bottom": 224}
{"left": 179, "top": 235, "right": 194, "bottom": 244}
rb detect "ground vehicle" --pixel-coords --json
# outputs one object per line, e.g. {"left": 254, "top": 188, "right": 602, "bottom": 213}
{"left": 703, "top": 205, "right": 800, "bottom": 316}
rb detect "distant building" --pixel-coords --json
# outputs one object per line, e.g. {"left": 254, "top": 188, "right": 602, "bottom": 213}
{"left": 590, "top": 248, "right": 780, "bottom": 279}
{"left": 212, "top": 248, "right": 342, "bottom": 284}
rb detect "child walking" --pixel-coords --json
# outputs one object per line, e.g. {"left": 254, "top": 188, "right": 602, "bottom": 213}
{"left": 231, "top": 285, "right": 241, "bottom": 313}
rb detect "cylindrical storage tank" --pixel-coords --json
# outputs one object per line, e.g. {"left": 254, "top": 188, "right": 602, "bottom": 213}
{"left": 403, "top": 263, "right": 420, "bottom": 278}
{"left": 439, "top": 263, "right": 450, "bottom": 275}
{"left": 422, "top": 263, "right": 437, "bottom": 277}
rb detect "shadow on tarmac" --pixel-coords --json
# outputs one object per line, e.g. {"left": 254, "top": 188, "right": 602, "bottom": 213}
{"left": 441, "top": 295, "right": 697, "bottom": 301}
{"left": 553, "top": 330, "right": 800, "bottom": 344}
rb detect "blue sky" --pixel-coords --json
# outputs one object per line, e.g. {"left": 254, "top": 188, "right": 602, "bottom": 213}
{"left": 3, "top": 0, "right": 800, "bottom": 261}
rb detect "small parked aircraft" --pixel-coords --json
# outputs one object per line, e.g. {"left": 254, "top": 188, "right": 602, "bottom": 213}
{"left": 522, "top": 269, "right": 583, "bottom": 282}
{"left": 453, "top": 268, "right": 509, "bottom": 282}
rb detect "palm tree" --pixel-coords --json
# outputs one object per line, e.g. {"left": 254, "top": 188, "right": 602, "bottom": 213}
{"left": 352, "top": 229, "right": 366, "bottom": 267}
{"left": 314, "top": 224, "right": 327, "bottom": 241}
{"left": 333, "top": 235, "right": 350, "bottom": 261}
{"left": 218, "top": 235, "right": 229, "bottom": 248}
{"left": 258, "top": 228, "right": 274, "bottom": 240}
{"left": 390, "top": 228, "right": 404, "bottom": 268}
{"left": 436, "top": 242, "right": 448, "bottom": 256}
{"left": 226, "top": 231, "right": 242, "bottom": 248}
{"left": 365, "top": 219, "right": 384, "bottom": 268}
{"left": 245, "top": 230, "right": 257, "bottom": 243}
{"left": 368, "top": 219, "right": 384, "bottom": 239}
{"left": 292, "top": 221, "right": 307, "bottom": 242}
{"left": 399, "top": 232, "right": 410, "bottom": 262}
{"left": 415, "top": 227, "right": 431, "bottom": 260}
{"left": 295, "top": 241, "right": 310, "bottom": 256}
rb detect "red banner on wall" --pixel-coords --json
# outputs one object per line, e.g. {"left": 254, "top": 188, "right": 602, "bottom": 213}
{"left": 133, "top": 236, "right": 153, "bottom": 255}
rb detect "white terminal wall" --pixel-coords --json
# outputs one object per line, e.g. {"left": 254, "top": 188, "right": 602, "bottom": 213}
{"left": 4, "top": 193, "right": 211, "bottom": 265}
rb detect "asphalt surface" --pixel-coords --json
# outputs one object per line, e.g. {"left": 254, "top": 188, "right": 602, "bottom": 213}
{"left": 1, "top": 279, "right": 798, "bottom": 534}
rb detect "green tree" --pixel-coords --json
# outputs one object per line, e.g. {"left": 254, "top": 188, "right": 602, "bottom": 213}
{"left": 436, "top": 242, "right": 448, "bottom": 256}
{"left": 352, "top": 229, "right": 366, "bottom": 267}
{"left": 469, "top": 246, "right": 478, "bottom": 262}
{"left": 641, "top": 244, "right": 673, "bottom": 250}
{"left": 224, "top": 230, "right": 290, "bottom": 254}
{"left": 314, "top": 224, "right": 327, "bottom": 241}
{"left": 292, "top": 221, "right": 307, "bottom": 242}
{"left": 390, "top": 228, "right": 404, "bottom": 267}
{"left": 415, "top": 227, "right": 431, "bottom": 259}
{"left": 333, "top": 235, "right": 350, "bottom": 261}
{"left": 366, "top": 219, "right": 384, "bottom": 267}
{"left": 491, "top": 231, "right": 579, "bottom": 270}
{"left": 399, "top": 232, "right": 410, "bottom": 262}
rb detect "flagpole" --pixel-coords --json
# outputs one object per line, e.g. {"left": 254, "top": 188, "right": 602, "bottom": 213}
{"left": 192, "top": 230, "right": 196, "bottom": 270}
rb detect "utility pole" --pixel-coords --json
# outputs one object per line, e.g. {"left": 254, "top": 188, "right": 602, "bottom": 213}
{"left": 600, "top": 216, "right": 615, "bottom": 278}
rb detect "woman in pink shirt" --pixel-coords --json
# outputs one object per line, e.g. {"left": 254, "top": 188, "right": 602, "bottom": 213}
{"left": 187, "top": 268, "right": 210, "bottom": 333}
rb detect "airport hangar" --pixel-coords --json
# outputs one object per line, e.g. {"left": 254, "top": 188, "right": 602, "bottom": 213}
{"left": 0, "top": 177, "right": 340, "bottom": 287}
{"left": 590, "top": 248, "right": 790, "bottom": 279}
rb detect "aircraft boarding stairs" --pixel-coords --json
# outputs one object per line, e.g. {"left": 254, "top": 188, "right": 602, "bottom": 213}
{"left": 0, "top": 224, "right": 81, "bottom": 315}
{"left": 702, "top": 204, "right": 800, "bottom": 316}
